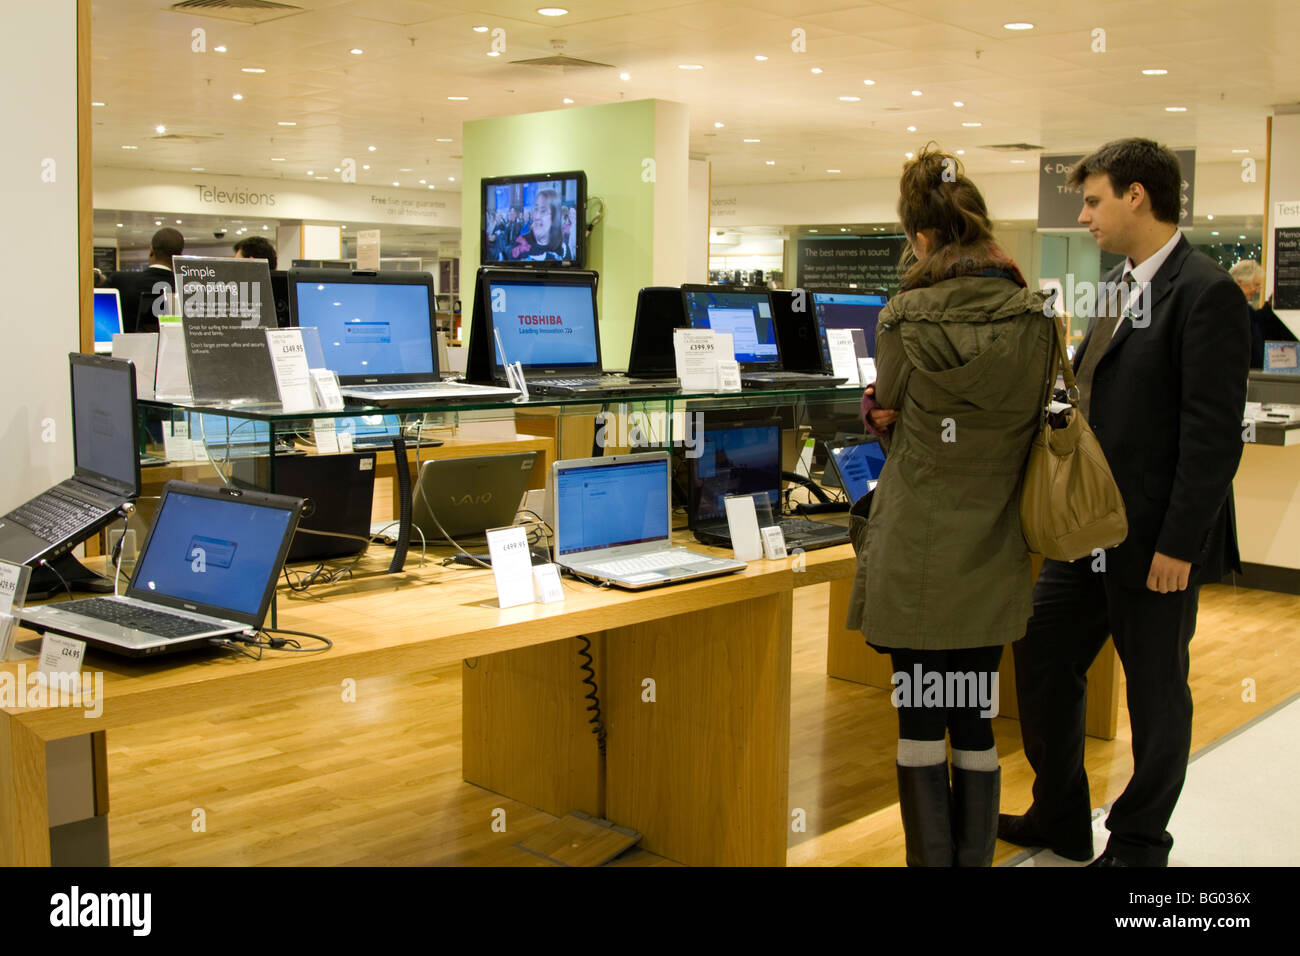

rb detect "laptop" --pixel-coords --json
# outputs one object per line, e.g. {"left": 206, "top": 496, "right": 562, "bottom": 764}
{"left": 0, "top": 354, "right": 140, "bottom": 568}
{"left": 412, "top": 452, "right": 538, "bottom": 543}
{"left": 688, "top": 419, "right": 849, "bottom": 551}
{"left": 553, "top": 451, "right": 745, "bottom": 589}
{"left": 286, "top": 268, "right": 518, "bottom": 406}
{"left": 627, "top": 286, "right": 688, "bottom": 378}
{"left": 334, "top": 413, "right": 443, "bottom": 449}
{"left": 188, "top": 411, "right": 301, "bottom": 459}
{"left": 231, "top": 451, "right": 377, "bottom": 563}
{"left": 93, "top": 289, "right": 124, "bottom": 354}
{"left": 812, "top": 289, "right": 889, "bottom": 367}
{"left": 680, "top": 285, "right": 847, "bottom": 388}
{"left": 20, "top": 481, "right": 304, "bottom": 657}
{"left": 477, "top": 267, "right": 680, "bottom": 397}
{"left": 825, "top": 436, "right": 888, "bottom": 504}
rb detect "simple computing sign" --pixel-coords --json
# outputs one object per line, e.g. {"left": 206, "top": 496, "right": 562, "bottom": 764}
{"left": 1038, "top": 150, "right": 1195, "bottom": 229}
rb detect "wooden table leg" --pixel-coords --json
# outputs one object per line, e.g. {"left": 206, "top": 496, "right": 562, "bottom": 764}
{"left": 0, "top": 713, "right": 52, "bottom": 866}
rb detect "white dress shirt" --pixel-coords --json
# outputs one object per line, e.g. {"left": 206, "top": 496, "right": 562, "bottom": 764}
{"left": 1111, "top": 228, "right": 1181, "bottom": 338}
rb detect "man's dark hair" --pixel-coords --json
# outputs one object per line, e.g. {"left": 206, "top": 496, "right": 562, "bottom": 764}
{"left": 150, "top": 227, "right": 185, "bottom": 265}
{"left": 1067, "top": 138, "right": 1183, "bottom": 224}
{"left": 233, "top": 235, "right": 278, "bottom": 270}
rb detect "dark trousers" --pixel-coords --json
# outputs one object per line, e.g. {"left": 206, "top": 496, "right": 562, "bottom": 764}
{"left": 1011, "top": 558, "right": 1200, "bottom": 865}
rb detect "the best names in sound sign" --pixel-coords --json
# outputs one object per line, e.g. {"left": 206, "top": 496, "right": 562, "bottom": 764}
{"left": 795, "top": 237, "right": 905, "bottom": 292}
{"left": 175, "top": 256, "right": 280, "bottom": 404}
{"left": 1039, "top": 150, "right": 1195, "bottom": 229}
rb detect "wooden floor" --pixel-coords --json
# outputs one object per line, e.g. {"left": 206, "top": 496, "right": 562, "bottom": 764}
{"left": 104, "top": 581, "right": 1300, "bottom": 866}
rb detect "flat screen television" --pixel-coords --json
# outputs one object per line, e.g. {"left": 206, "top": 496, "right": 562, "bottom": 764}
{"left": 481, "top": 170, "right": 586, "bottom": 268}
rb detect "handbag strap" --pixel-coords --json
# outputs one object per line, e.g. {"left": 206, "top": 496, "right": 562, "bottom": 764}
{"left": 1038, "top": 308, "right": 1078, "bottom": 428}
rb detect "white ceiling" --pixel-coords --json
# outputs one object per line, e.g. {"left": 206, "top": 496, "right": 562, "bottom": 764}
{"left": 90, "top": 0, "right": 1298, "bottom": 199}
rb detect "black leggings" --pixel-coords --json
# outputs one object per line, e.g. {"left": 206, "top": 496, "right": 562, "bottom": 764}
{"left": 887, "top": 645, "right": 1004, "bottom": 751}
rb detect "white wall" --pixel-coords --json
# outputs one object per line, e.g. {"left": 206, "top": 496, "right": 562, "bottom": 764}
{"left": 1, "top": 1, "right": 79, "bottom": 507}
{"left": 1267, "top": 108, "right": 1300, "bottom": 337}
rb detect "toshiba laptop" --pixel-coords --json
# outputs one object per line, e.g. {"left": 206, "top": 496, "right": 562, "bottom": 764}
{"left": 553, "top": 451, "right": 745, "bottom": 589}
{"left": 825, "top": 436, "right": 888, "bottom": 504}
{"left": 688, "top": 419, "right": 849, "bottom": 551}
{"left": 93, "top": 289, "right": 124, "bottom": 354}
{"left": 412, "top": 451, "right": 538, "bottom": 542}
{"left": 21, "top": 481, "right": 303, "bottom": 657}
{"left": 680, "top": 285, "right": 847, "bottom": 388}
{"left": 479, "top": 268, "right": 679, "bottom": 397}
{"left": 0, "top": 354, "right": 141, "bottom": 568}
{"left": 287, "top": 268, "right": 518, "bottom": 406}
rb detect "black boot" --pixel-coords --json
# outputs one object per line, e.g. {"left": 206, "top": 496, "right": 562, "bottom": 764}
{"left": 952, "top": 766, "right": 1000, "bottom": 866}
{"left": 896, "top": 763, "right": 953, "bottom": 866}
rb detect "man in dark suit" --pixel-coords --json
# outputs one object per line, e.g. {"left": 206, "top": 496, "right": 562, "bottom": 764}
{"left": 103, "top": 227, "right": 183, "bottom": 333}
{"left": 999, "top": 138, "right": 1250, "bottom": 866}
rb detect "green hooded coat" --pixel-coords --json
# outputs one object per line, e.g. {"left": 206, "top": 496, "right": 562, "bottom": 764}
{"left": 846, "top": 275, "right": 1054, "bottom": 650}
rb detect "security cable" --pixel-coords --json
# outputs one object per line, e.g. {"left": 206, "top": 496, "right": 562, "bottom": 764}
{"left": 575, "top": 634, "right": 607, "bottom": 757}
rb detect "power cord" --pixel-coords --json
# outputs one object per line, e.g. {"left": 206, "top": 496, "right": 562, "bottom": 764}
{"left": 36, "top": 557, "right": 73, "bottom": 601}
{"left": 575, "top": 634, "right": 607, "bottom": 757}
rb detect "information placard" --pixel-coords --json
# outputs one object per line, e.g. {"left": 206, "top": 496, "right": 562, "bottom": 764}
{"left": 174, "top": 256, "right": 279, "bottom": 403}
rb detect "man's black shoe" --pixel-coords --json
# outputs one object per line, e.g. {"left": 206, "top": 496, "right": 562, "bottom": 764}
{"left": 997, "top": 812, "right": 1093, "bottom": 862}
{"left": 1087, "top": 852, "right": 1130, "bottom": 867}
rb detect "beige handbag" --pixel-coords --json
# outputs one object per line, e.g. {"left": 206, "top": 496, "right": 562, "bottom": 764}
{"left": 1020, "top": 318, "right": 1128, "bottom": 561}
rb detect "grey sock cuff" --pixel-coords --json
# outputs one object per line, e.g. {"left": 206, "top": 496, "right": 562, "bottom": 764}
{"left": 951, "top": 747, "right": 999, "bottom": 772}
{"left": 897, "top": 738, "right": 947, "bottom": 767}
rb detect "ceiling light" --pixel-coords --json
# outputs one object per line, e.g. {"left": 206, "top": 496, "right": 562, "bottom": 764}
{"left": 537, "top": 7, "right": 568, "bottom": 15}
{"left": 840, "top": 228, "right": 848, "bottom": 232}
{"left": 956, "top": 149, "right": 965, "bottom": 155}
{"left": 214, "top": 45, "right": 227, "bottom": 53}
{"left": 906, "top": 125, "right": 916, "bottom": 132}
{"left": 447, "top": 95, "right": 469, "bottom": 100}
{"left": 473, "top": 26, "right": 488, "bottom": 33}
{"left": 911, "top": 89, "right": 922, "bottom": 96}
{"left": 191, "top": 167, "right": 204, "bottom": 171}
{"left": 826, "top": 169, "right": 841, "bottom": 174}
{"left": 449, "top": 176, "right": 456, "bottom": 182}
{"left": 115, "top": 223, "right": 122, "bottom": 228}
{"left": 809, "top": 229, "right": 818, "bottom": 233}
{"left": 754, "top": 55, "right": 767, "bottom": 62}
{"left": 1003, "top": 22, "right": 1034, "bottom": 30}
{"left": 121, "top": 145, "right": 137, "bottom": 150}
{"left": 840, "top": 96, "right": 861, "bottom": 102}
{"left": 270, "top": 157, "right": 285, "bottom": 162}
{"left": 487, "top": 51, "right": 500, "bottom": 57}
{"left": 714, "top": 121, "right": 725, "bottom": 128}
{"left": 368, "top": 145, "right": 376, "bottom": 151}
{"left": 315, "top": 177, "right": 327, "bottom": 181}
{"left": 765, "top": 160, "right": 775, "bottom": 165}
{"left": 678, "top": 63, "right": 703, "bottom": 70}
{"left": 1165, "top": 106, "right": 1187, "bottom": 112}
{"left": 811, "top": 67, "right": 823, "bottom": 74}
{"left": 175, "top": 219, "right": 182, "bottom": 224}
{"left": 1011, "top": 159, "right": 1026, "bottom": 164}
{"left": 863, "top": 79, "right": 875, "bottom": 86}
{"left": 362, "top": 164, "right": 370, "bottom": 170}
{"left": 399, "top": 167, "right": 412, "bottom": 172}
{"left": 436, "top": 137, "right": 453, "bottom": 142}
{"left": 92, "top": 101, "right": 105, "bottom": 107}
{"left": 961, "top": 121, "right": 982, "bottom": 127}
{"left": 241, "top": 67, "right": 265, "bottom": 73}
{"left": 392, "top": 181, "right": 399, "bottom": 186}
{"left": 563, "top": 98, "right": 575, "bottom": 104}
{"left": 155, "top": 220, "right": 162, "bottom": 225}
{"left": 428, "top": 185, "right": 435, "bottom": 189}
{"left": 1231, "top": 148, "right": 1249, "bottom": 153}
{"left": 350, "top": 48, "right": 363, "bottom": 55}
{"left": 263, "top": 225, "right": 269, "bottom": 230}
{"left": 277, "top": 121, "right": 296, "bottom": 126}
{"left": 333, "top": 167, "right": 341, "bottom": 172}
{"left": 953, "top": 100, "right": 964, "bottom": 107}
{"left": 418, "top": 179, "right": 426, "bottom": 184}
{"left": 307, "top": 170, "right": 313, "bottom": 175}
{"left": 743, "top": 138, "right": 760, "bottom": 143}
{"left": 905, "top": 152, "right": 914, "bottom": 158}
{"left": 619, "top": 72, "right": 631, "bottom": 80}
{"left": 1239, "top": 235, "right": 1246, "bottom": 239}
{"left": 1211, "top": 231, "right": 1219, "bottom": 235}
{"left": 1207, "top": 214, "right": 1214, "bottom": 220}
{"left": 1141, "top": 68, "right": 1168, "bottom": 75}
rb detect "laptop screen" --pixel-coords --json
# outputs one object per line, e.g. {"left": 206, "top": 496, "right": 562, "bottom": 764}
{"left": 336, "top": 413, "right": 402, "bottom": 441}
{"left": 71, "top": 356, "right": 139, "bottom": 494}
{"left": 93, "top": 289, "right": 123, "bottom": 351}
{"left": 555, "top": 456, "right": 670, "bottom": 557}
{"left": 692, "top": 421, "right": 781, "bottom": 523}
{"left": 813, "top": 291, "right": 888, "bottom": 362}
{"left": 291, "top": 276, "right": 435, "bottom": 379}
{"left": 130, "top": 487, "right": 295, "bottom": 622}
{"left": 485, "top": 274, "right": 601, "bottom": 374}
{"left": 188, "top": 412, "right": 272, "bottom": 450}
{"left": 829, "top": 440, "right": 887, "bottom": 503}
{"left": 682, "top": 288, "right": 779, "bottom": 367}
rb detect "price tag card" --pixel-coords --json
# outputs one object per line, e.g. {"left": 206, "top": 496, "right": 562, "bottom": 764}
{"left": 723, "top": 494, "right": 764, "bottom": 562}
{"left": 717, "top": 360, "right": 742, "bottom": 393}
{"left": 0, "top": 559, "right": 32, "bottom": 615}
{"left": 162, "top": 419, "right": 196, "bottom": 462}
{"left": 857, "top": 357, "right": 877, "bottom": 386}
{"left": 486, "top": 526, "right": 537, "bottom": 608}
{"left": 532, "top": 563, "right": 565, "bottom": 604}
{"left": 760, "top": 525, "right": 788, "bottom": 560}
{"left": 310, "top": 368, "right": 345, "bottom": 411}
{"left": 38, "top": 633, "right": 85, "bottom": 676}
{"left": 313, "top": 419, "right": 339, "bottom": 454}
{"left": 673, "top": 328, "right": 721, "bottom": 392}
{"left": 265, "top": 329, "right": 316, "bottom": 412}
{"left": 337, "top": 430, "right": 354, "bottom": 454}
{"left": 826, "top": 328, "right": 861, "bottom": 385}
{"left": 0, "top": 613, "right": 16, "bottom": 663}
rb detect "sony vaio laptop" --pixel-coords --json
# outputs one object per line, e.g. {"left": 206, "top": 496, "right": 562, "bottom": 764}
{"left": 688, "top": 419, "right": 849, "bottom": 551}
{"left": 20, "top": 481, "right": 304, "bottom": 657}
{"left": 679, "top": 285, "right": 847, "bottom": 388}
{"left": 93, "top": 289, "right": 124, "bottom": 354}
{"left": 824, "top": 436, "right": 888, "bottom": 504}
{"left": 479, "top": 268, "right": 679, "bottom": 397}
{"left": 553, "top": 451, "right": 745, "bottom": 589}
{"left": 412, "top": 452, "right": 538, "bottom": 543}
{"left": 287, "top": 268, "right": 518, "bottom": 406}
{"left": 0, "top": 354, "right": 140, "bottom": 567}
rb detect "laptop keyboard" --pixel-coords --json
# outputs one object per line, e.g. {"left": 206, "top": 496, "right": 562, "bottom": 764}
{"left": 59, "top": 598, "right": 218, "bottom": 638}
{"left": 587, "top": 550, "right": 717, "bottom": 576}
{"left": 346, "top": 382, "right": 473, "bottom": 395}
{"left": 6, "top": 488, "right": 108, "bottom": 542}
{"left": 779, "top": 517, "right": 847, "bottom": 538}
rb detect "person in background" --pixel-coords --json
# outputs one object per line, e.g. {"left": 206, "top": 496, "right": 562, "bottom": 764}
{"left": 103, "top": 226, "right": 183, "bottom": 333}
{"left": 510, "top": 189, "right": 565, "bottom": 261}
{"left": 1229, "top": 259, "right": 1297, "bottom": 369}
{"left": 233, "top": 235, "right": 277, "bottom": 270}
{"left": 847, "top": 144, "right": 1053, "bottom": 866}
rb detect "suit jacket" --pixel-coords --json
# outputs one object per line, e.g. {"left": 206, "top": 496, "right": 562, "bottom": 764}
{"left": 1077, "top": 234, "right": 1249, "bottom": 587}
{"left": 104, "top": 264, "right": 175, "bottom": 334}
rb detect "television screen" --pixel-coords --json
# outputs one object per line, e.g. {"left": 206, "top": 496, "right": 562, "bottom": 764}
{"left": 481, "top": 171, "right": 586, "bottom": 267}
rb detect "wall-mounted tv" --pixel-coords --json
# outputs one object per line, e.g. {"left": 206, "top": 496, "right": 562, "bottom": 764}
{"left": 481, "top": 170, "right": 586, "bottom": 268}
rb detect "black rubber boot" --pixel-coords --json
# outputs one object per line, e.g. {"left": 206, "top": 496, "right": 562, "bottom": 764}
{"left": 952, "top": 766, "right": 1001, "bottom": 867}
{"left": 896, "top": 763, "right": 953, "bottom": 866}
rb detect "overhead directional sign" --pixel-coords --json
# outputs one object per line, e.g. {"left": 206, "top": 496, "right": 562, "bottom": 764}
{"left": 1038, "top": 149, "right": 1195, "bottom": 229}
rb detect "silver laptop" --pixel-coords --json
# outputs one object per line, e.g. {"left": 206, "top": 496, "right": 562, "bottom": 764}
{"left": 412, "top": 452, "right": 537, "bottom": 543}
{"left": 552, "top": 451, "right": 746, "bottom": 590}
{"left": 21, "top": 481, "right": 303, "bottom": 657}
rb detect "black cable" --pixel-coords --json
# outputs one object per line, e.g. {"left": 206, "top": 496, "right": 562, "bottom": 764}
{"left": 258, "top": 626, "right": 333, "bottom": 652}
{"left": 37, "top": 558, "right": 73, "bottom": 601}
{"left": 389, "top": 435, "right": 411, "bottom": 573}
{"left": 575, "top": 634, "right": 607, "bottom": 757}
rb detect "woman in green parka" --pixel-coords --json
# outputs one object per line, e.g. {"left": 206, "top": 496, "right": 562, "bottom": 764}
{"left": 849, "top": 145, "right": 1054, "bottom": 866}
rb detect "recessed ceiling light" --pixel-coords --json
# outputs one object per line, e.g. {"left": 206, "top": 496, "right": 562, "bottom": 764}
{"left": 277, "top": 121, "right": 296, "bottom": 126}
{"left": 473, "top": 25, "right": 488, "bottom": 32}
{"left": 961, "top": 121, "right": 982, "bottom": 127}
{"left": 956, "top": 149, "right": 965, "bottom": 155}
{"left": 270, "top": 157, "right": 285, "bottom": 161}
{"left": 678, "top": 64, "right": 703, "bottom": 70}
{"left": 350, "top": 48, "right": 363, "bottom": 55}
{"left": 754, "top": 55, "right": 767, "bottom": 62}
{"left": 911, "top": 89, "right": 922, "bottom": 96}
{"left": 863, "top": 79, "right": 875, "bottom": 86}
{"left": 1231, "top": 148, "right": 1249, "bottom": 153}
{"left": 307, "top": 170, "right": 314, "bottom": 175}
{"left": 826, "top": 169, "right": 841, "bottom": 173}
{"left": 368, "top": 145, "right": 376, "bottom": 151}
{"left": 175, "top": 219, "right": 182, "bottom": 224}
{"left": 840, "top": 227, "right": 848, "bottom": 232}
{"left": 92, "top": 101, "right": 105, "bottom": 107}
{"left": 155, "top": 220, "right": 162, "bottom": 225}
{"left": 241, "top": 67, "right": 265, "bottom": 73}
{"left": 811, "top": 67, "right": 823, "bottom": 74}
{"left": 362, "top": 164, "right": 370, "bottom": 170}
{"left": 399, "top": 167, "right": 412, "bottom": 172}
{"left": 906, "top": 125, "right": 917, "bottom": 132}
{"left": 840, "top": 96, "right": 861, "bottom": 102}
{"left": 121, "top": 145, "right": 137, "bottom": 149}
{"left": 743, "top": 138, "right": 760, "bottom": 143}
{"left": 1239, "top": 235, "right": 1246, "bottom": 239}
{"left": 1165, "top": 106, "right": 1187, "bottom": 112}
{"left": 214, "top": 45, "right": 227, "bottom": 53}
{"left": 1207, "top": 214, "right": 1214, "bottom": 220}
{"left": 714, "top": 121, "right": 725, "bottom": 128}
{"left": 953, "top": 100, "right": 964, "bottom": 107}
{"left": 448, "top": 176, "right": 456, "bottom": 182}
{"left": 537, "top": 7, "right": 568, "bottom": 15}
{"left": 428, "top": 185, "right": 436, "bottom": 189}
{"left": 1003, "top": 22, "right": 1034, "bottom": 30}
{"left": 619, "top": 72, "right": 631, "bottom": 80}
{"left": 315, "top": 176, "right": 327, "bottom": 181}
{"left": 447, "top": 95, "right": 469, "bottom": 100}
{"left": 191, "top": 167, "right": 204, "bottom": 171}
{"left": 487, "top": 51, "right": 500, "bottom": 57}
{"left": 905, "top": 152, "right": 914, "bottom": 158}
{"left": 334, "top": 167, "right": 341, "bottom": 173}
{"left": 809, "top": 229, "right": 818, "bottom": 233}
{"left": 392, "top": 181, "right": 399, "bottom": 186}
{"left": 115, "top": 223, "right": 122, "bottom": 228}
{"left": 563, "top": 98, "right": 575, "bottom": 104}
{"left": 418, "top": 179, "right": 426, "bottom": 184}
{"left": 1011, "top": 159, "right": 1026, "bottom": 164}
{"left": 1141, "top": 68, "right": 1168, "bottom": 75}
{"left": 436, "top": 138, "right": 453, "bottom": 142}
{"left": 765, "top": 160, "right": 775, "bottom": 165}
{"left": 232, "top": 93, "right": 243, "bottom": 100}
{"left": 155, "top": 124, "right": 166, "bottom": 134}
{"left": 263, "top": 225, "right": 269, "bottom": 230}
{"left": 1211, "top": 231, "right": 1219, "bottom": 235}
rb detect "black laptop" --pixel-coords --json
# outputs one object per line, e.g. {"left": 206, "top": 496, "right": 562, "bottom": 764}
{"left": 679, "top": 285, "right": 847, "bottom": 388}
{"left": 474, "top": 267, "right": 679, "bottom": 397}
{"left": 0, "top": 354, "right": 140, "bottom": 568}
{"left": 688, "top": 418, "right": 849, "bottom": 551}
{"left": 627, "top": 286, "right": 688, "bottom": 378}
